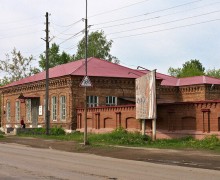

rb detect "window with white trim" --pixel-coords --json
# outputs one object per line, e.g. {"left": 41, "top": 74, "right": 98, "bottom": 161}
{"left": 6, "top": 101, "right": 11, "bottom": 122}
{"left": 15, "top": 101, "right": 20, "bottom": 122}
{"left": 26, "top": 99, "right": 31, "bottom": 122}
{"left": 60, "top": 95, "right": 66, "bottom": 120}
{"left": 51, "top": 96, "right": 57, "bottom": 121}
{"left": 106, "top": 96, "right": 117, "bottom": 106}
{"left": 87, "top": 96, "right": 99, "bottom": 107}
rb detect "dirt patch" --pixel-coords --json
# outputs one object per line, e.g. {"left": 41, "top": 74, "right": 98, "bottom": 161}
{"left": 1, "top": 136, "right": 220, "bottom": 171}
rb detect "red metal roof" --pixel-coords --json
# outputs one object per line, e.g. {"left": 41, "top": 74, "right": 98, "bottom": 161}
{"left": 2, "top": 57, "right": 220, "bottom": 88}
{"left": 160, "top": 75, "right": 220, "bottom": 86}
{"left": 176, "top": 76, "right": 220, "bottom": 86}
{"left": 2, "top": 57, "right": 145, "bottom": 88}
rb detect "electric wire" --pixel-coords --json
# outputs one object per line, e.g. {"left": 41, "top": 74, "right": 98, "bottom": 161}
{"left": 0, "top": 16, "right": 42, "bottom": 25}
{"left": 0, "top": 30, "right": 42, "bottom": 40}
{"left": 0, "top": 22, "right": 43, "bottom": 32}
{"left": 110, "top": 18, "right": 220, "bottom": 39}
{"left": 107, "top": 10, "right": 220, "bottom": 35}
{"left": 51, "top": 18, "right": 82, "bottom": 28}
{"left": 58, "top": 29, "right": 84, "bottom": 45}
{"left": 91, "top": 1, "right": 220, "bottom": 30}
{"left": 92, "top": 0, "right": 204, "bottom": 25}
{"left": 89, "top": 0, "right": 151, "bottom": 18}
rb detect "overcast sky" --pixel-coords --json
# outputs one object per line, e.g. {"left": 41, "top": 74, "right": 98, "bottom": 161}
{"left": 0, "top": 0, "right": 220, "bottom": 77}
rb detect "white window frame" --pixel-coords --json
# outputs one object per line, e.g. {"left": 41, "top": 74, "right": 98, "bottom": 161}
{"left": 106, "top": 96, "right": 117, "bottom": 106}
{"left": 6, "top": 101, "right": 11, "bottom": 122}
{"left": 26, "top": 99, "right": 32, "bottom": 122}
{"left": 87, "top": 96, "right": 99, "bottom": 107}
{"left": 60, "top": 95, "right": 66, "bottom": 121}
{"left": 51, "top": 96, "right": 57, "bottom": 121}
{"left": 15, "top": 101, "right": 20, "bottom": 122}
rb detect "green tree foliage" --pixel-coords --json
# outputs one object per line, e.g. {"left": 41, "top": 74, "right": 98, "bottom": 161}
{"left": 0, "top": 48, "right": 39, "bottom": 86}
{"left": 74, "top": 30, "right": 118, "bottom": 63}
{"left": 206, "top": 69, "right": 220, "bottom": 78}
{"left": 168, "top": 59, "right": 205, "bottom": 77}
{"left": 39, "top": 43, "right": 74, "bottom": 70}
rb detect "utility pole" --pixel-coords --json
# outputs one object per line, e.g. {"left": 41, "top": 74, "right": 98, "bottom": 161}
{"left": 45, "top": 12, "right": 50, "bottom": 135}
{"left": 84, "top": 0, "right": 88, "bottom": 145}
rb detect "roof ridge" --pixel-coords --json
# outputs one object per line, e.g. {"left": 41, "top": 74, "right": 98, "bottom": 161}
{"left": 176, "top": 78, "right": 180, "bottom": 86}
{"left": 69, "top": 58, "right": 93, "bottom": 75}
{"left": 156, "top": 71, "right": 177, "bottom": 79}
{"left": 71, "top": 57, "right": 146, "bottom": 77}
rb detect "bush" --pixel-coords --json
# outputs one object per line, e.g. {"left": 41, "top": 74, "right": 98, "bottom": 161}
{"left": 198, "top": 134, "right": 220, "bottom": 150}
{"left": 50, "top": 126, "right": 66, "bottom": 136}
{"left": 33, "top": 128, "right": 46, "bottom": 135}
{"left": 88, "top": 127, "right": 150, "bottom": 145}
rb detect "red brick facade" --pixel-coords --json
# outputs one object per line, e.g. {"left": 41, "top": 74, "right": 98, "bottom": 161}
{"left": 1, "top": 58, "right": 220, "bottom": 139}
{"left": 76, "top": 101, "right": 220, "bottom": 139}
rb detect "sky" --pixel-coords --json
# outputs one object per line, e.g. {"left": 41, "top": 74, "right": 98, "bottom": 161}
{"left": 0, "top": 0, "right": 220, "bottom": 77}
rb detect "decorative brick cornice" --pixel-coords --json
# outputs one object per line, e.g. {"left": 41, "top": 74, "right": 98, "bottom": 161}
{"left": 195, "top": 102, "right": 217, "bottom": 109}
{"left": 179, "top": 86, "right": 204, "bottom": 93}
{"left": 2, "top": 76, "right": 72, "bottom": 95}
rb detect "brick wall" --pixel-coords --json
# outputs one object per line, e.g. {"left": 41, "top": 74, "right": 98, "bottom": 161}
{"left": 76, "top": 102, "right": 220, "bottom": 139}
{"left": 1, "top": 74, "right": 220, "bottom": 140}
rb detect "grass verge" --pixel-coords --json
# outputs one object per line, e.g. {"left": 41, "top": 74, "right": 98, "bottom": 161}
{"left": 17, "top": 127, "right": 220, "bottom": 152}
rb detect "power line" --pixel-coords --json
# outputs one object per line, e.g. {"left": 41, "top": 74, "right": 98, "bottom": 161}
{"left": 0, "top": 30, "right": 42, "bottom": 40}
{"left": 50, "top": 18, "right": 82, "bottom": 28}
{"left": 91, "top": 1, "right": 220, "bottom": 30}
{"left": 92, "top": 0, "right": 204, "bottom": 25}
{"left": 0, "top": 22, "right": 43, "bottom": 32}
{"left": 22, "top": 43, "right": 45, "bottom": 54}
{"left": 0, "top": 16, "right": 42, "bottom": 25}
{"left": 111, "top": 18, "right": 220, "bottom": 39}
{"left": 89, "top": 0, "right": 151, "bottom": 18}
{"left": 58, "top": 30, "right": 84, "bottom": 45}
{"left": 107, "top": 10, "right": 220, "bottom": 35}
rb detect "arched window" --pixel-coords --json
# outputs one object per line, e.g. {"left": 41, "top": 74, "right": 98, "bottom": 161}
{"left": 15, "top": 101, "right": 20, "bottom": 122}
{"left": 6, "top": 101, "right": 11, "bottom": 122}
{"left": 60, "top": 95, "right": 66, "bottom": 121}
{"left": 51, "top": 96, "right": 57, "bottom": 121}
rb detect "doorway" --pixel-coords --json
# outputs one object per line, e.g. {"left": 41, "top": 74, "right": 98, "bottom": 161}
{"left": 31, "top": 98, "right": 40, "bottom": 127}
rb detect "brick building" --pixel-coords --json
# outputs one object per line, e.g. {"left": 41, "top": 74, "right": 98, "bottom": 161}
{"left": 1, "top": 57, "right": 220, "bottom": 138}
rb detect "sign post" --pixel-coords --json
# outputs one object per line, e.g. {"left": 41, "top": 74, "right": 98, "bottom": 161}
{"left": 80, "top": 76, "right": 92, "bottom": 87}
{"left": 136, "top": 70, "right": 157, "bottom": 140}
{"left": 80, "top": 76, "right": 92, "bottom": 144}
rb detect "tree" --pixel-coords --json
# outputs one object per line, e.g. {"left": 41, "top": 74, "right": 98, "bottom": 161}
{"left": 39, "top": 43, "right": 74, "bottom": 70}
{"left": 168, "top": 59, "right": 205, "bottom": 77}
{"left": 0, "top": 48, "right": 39, "bottom": 85}
{"left": 74, "top": 30, "right": 118, "bottom": 63}
{"left": 206, "top": 69, "right": 220, "bottom": 78}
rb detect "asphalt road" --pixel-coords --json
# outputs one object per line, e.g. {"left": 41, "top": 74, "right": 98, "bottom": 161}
{"left": 0, "top": 143, "right": 220, "bottom": 180}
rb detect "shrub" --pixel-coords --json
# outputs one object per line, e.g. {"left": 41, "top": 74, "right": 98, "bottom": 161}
{"left": 88, "top": 127, "right": 150, "bottom": 145}
{"left": 50, "top": 126, "right": 66, "bottom": 136}
{"left": 33, "top": 128, "right": 46, "bottom": 135}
